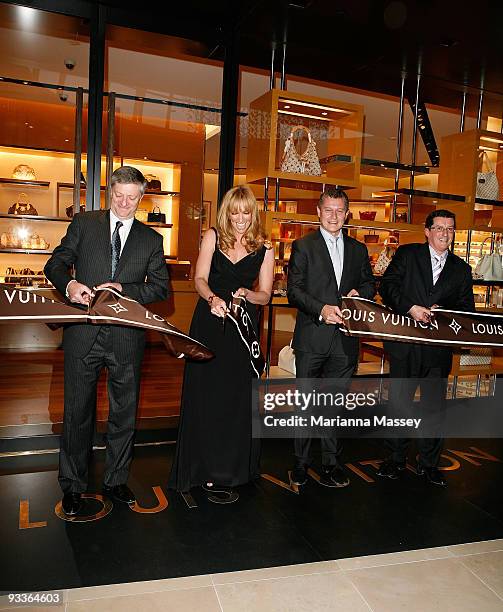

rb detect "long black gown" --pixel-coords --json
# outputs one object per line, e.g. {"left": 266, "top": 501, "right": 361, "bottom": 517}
{"left": 168, "top": 236, "right": 266, "bottom": 491}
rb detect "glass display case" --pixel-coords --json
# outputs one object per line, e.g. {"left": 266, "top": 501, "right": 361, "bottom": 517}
{"left": 247, "top": 89, "right": 364, "bottom": 188}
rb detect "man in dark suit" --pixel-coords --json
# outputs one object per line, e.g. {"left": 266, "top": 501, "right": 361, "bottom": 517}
{"left": 287, "top": 187, "right": 376, "bottom": 487}
{"left": 45, "top": 166, "right": 168, "bottom": 515}
{"left": 377, "top": 209, "right": 474, "bottom": 486}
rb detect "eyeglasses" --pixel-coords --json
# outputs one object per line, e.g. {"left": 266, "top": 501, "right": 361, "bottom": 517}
{"left": 430, "top": 225, "right": 455, "bottom": 234}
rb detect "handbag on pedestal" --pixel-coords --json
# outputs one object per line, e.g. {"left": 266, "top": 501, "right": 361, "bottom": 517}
{"left": 280, "top": 125, "right": 322, "bottom": 176}
{"left": 476, "top": 151, "right": 499, "bottom": 200}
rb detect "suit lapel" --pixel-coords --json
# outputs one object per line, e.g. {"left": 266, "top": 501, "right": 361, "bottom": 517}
{"left": 315, "top": 230, "right": 337, "bottom": 286}
{"left": 433, "top": 251, "right": 455, "bottom": 291}
{"left": 339, "top": 234, "right": 353, "bottom": 292}
{"left": 418, "top": 242, "right": 433, "bottom": 291}
{"left": 96, "top": 210, "right": 112, "bottom": 278}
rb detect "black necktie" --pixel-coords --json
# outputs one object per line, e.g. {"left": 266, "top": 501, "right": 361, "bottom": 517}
{"left": 111, "top": 220, "right": 123, "bottom": 279}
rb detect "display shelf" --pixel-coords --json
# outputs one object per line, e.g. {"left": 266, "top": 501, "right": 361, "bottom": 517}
{"left": 360, "top": 158, "right": 431, "bottom": 174}
{"left": 57, "top": 183, "right": 179, "bottom": 196}
{"left": 474, "top": 197, "right": 503, "bottom": 207}
{"left": 145, "top": 222, "right": 173, "bottom": 229}
{"left": 0, "top": 178, "right": 50, "bottom": 187}
{"left": 373, "top": 188, "right": 465, "bottom": 202}
{"left": 0, "top": 213, "right": 70, "bottom": 222}
{"left": 0, "top": 248, "right": 52, "bottom": 254}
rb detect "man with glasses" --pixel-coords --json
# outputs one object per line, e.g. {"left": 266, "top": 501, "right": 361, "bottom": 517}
{"left": 287, "top": 187, "right": 375, "bottom": 488}
{"left": 45, "top": 166, "right": 168, "bottom": 515}
{"left": 377, "top": 209, "right": 474, "bottom": 486}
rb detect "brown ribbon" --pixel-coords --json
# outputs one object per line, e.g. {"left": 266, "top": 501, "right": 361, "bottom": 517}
{"left": 340, "top": 297, "right": 503, "bottom": 348}
{"left": 0, "top": 284, "right": 213, "bottom": 360}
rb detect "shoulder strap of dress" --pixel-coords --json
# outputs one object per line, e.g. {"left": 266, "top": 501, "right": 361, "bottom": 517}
{"left": 211, "top": 226, "right": 219, "bottom": 251}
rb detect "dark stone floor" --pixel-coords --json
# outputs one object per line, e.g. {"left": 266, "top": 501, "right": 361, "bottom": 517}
{"left": 1, "top": 437, "right": 503, "bottom": 592}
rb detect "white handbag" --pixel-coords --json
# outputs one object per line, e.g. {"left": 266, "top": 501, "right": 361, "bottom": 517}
{"left": 280, "top": 125, "right": 322, "bottom": 176}
{"left": 278, "top": 341, "right": 296, "bottom": 374}
{"left": 459, "top": 348, "right": 492, "bottom": 366}
{"left": 374, "top": 236, "right": 398, "bottom": 275}
{"left": 473, "top": 237, "right": 503, "bottom": 280}
{"left": 476, "top": 151, "right": 499, "bottom": 200}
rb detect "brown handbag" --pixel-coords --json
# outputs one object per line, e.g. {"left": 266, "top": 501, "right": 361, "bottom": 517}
{"left": 8, "top": 193, "right": 38, "bottom": 216}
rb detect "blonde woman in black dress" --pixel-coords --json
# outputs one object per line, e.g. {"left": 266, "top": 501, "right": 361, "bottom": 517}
{"left": 168, "top": 185, "right": 274, "bottom": 502}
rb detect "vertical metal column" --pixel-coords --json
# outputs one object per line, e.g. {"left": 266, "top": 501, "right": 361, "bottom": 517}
{"left": 408, "top": 56, "right": 422, "bottom": 221}
{"left": 73, "top": 87, "right": 83, "bottom": 214}
{"left": 274, "top": 35, "right": 287, "bottom": 213}
{"left": 477, "top": 70, "right": 485, "bottom": 129}
{"left": 86, "top": 3, "right": 106, "bottom": 211}
{"left": 105, "top": 92, "right": 115, "bottom": 210}
{"left": 217, "top": 25, "right": 239, "bottom": 206}
{"left": 460, "top": 89, "right": 467, "bottom": 133}
{"left": 265, "top": 41, "right": 276, "bottom": 212}
{"left": 392, "top": 71, "right": 406, "bottom": 221}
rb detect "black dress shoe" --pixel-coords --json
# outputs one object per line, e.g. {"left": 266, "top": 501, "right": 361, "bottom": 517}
{"left": 417, "top": 465, "right": 447, "bottom": 487}
{"left": 62, "top": 492, "right": 82, "bottom": 516}
{"left": 319, "top": 465, "right": 350, "bottom": 488}
{"left": 290, "top": 465, "right": 307, "bottom": 486}
{"left": 376, "top": 459, "right": 406, "bottom": 480}
{"left": 102, "top": 484, "right": 136, "bottom": 504}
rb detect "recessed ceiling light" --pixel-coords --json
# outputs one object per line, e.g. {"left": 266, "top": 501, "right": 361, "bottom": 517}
{"left": 283, "top": 105, "right": 290, "bottom": 109}
{"left": 64, "top": 138, "right": 69, "bottom": 142}
{"left": 321, "top": 111, "right": 328, "bottom": 116}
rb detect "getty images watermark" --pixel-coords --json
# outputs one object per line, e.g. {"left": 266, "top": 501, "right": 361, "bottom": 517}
{"left": 251, "top": 377, "right": 503, "bottom": 439}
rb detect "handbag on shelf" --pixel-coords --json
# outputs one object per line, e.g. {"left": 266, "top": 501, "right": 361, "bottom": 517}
{"left": 135, "top": 208, "right": 148, "bottom": 223}
{"left": 476, "top": 151, "right": 499, "bottom": 200}
{"left": 66, "top": 203, "right": 86, "bottom": 218}
{"left": 278, "top": 340, "right": 296, "bottom": 375}
{"left": 374, "top": 236, "right": 398, "bottom": 275}
{"left": 8, "top": 193, "right": 38, "bottom": 216}
{"left": 147, "top": 206, "right": 166, "bottom": 224}
{"left": 473, "top": 237, "right": 503, "bottom": 280}
{"left": 280, "top": 125, "right": 322, "bottom": 176}
{"left": 359, "top": 210, "right": 377, "bottom": 221}
{"left": 12, "top": 164, "right": 36, "bottom": 181}
{"left": 144, "top": 174, "right": 162, "bottom": 191}
{"left": 459, "top": 348, "right": 492, "bottom": 366}
{"left": 5, "top": 267, "right": 19, "bottom": 284}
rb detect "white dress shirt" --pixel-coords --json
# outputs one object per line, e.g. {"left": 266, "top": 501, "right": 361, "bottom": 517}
{"left": 320, "top": 226, "right": 344, "bottom": 286}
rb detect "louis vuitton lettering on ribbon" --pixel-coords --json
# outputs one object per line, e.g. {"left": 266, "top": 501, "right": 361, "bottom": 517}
{"left": 0, "top": 284, "right": 213, "bottom": 361}
{"left": 226, "top": 294, "right": 265, "bottom": 378}
{"left": 339, "top": 296, "right": 503, "bottom": 348}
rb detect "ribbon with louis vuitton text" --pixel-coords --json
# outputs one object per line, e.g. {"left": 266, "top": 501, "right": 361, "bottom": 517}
{"left": 226, "top": 294, "right": 265, "bottom": 378}
{"left": 0, "top": 284, "right": 213, "bottom": 360}
{"left": 340, "top": 296, "right": 503, "bottom": 347}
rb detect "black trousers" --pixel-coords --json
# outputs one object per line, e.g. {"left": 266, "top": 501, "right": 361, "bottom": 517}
{"left": 385, "top": 345, "right": 450, "bottom": 468}
{"left": 59, "top": 326, "right": 142, "bottom": 493}
{"left": 294, "top": 331, "right": 357, "bottom": 468}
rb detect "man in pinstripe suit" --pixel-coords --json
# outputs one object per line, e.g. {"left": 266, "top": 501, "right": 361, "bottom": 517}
{"left": 45, "top": 166, "right": 168, "bottom": 516}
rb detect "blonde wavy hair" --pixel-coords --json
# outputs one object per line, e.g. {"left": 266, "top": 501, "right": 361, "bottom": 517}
{"left": 216, "top": 185, "right": 267, "bottom": 253}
